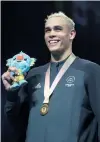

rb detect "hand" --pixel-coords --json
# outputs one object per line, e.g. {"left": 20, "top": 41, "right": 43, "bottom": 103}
{"left": 2, "top": 67, "right": 19, "bottom": 91}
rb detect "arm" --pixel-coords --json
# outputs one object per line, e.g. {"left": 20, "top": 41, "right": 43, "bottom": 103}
{"left": 4, "top": 85, "right": 29, "bottom": 142}
{"left": 4, "top": 85, "right": 28, "bottom": 121}
{"left": 3, "top": 66, "right": 35, "bottom": 122}
{"left": 86, "top": 63, "right": 100, "bottom": 140}
{"left": 2, "top": 66, "right": 35, "bottom": 142}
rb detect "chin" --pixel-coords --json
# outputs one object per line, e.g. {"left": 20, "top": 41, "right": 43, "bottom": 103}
{"left": 49, "top": 49, "right": 62, "bottom": 55}
{"left": 49, "top": 48, "right": 59, "bottom": 53}
{"left": 48, "top": 45, "right": 60, "bottom": 52}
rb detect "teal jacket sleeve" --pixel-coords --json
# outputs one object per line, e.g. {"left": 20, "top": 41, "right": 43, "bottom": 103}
{"left": 86, "top": 63, "right": 100, "bottom": 140}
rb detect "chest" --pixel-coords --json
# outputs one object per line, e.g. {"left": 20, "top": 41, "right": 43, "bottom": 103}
{"left": 28, "top": 69, "right": 86, "bottom": 108}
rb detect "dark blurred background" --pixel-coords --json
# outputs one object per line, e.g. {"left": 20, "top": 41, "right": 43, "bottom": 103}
{"left": 1, "top": 1, "right": 100, "bottom": 142}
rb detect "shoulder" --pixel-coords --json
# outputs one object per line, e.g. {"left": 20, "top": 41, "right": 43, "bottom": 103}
{"left": 76, "top": 57, "right": 100, "bottom": 75}
{"left": 26, "top": 63, "right": 49, "bottom": 79}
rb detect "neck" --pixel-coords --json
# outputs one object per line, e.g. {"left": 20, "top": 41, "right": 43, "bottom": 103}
{"left": 51, "top": 47, "right": 72, "bottom": 63}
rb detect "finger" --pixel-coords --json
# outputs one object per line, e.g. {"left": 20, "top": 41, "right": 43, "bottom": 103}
{"left": 2, "top": 79, "right": 11, "bottom": 90}
{"left": 7, "top": 72, "right": 17, "bottom": 81}
{"left": 8, "top": 70, "right": 19, "bottom": 77}
{"left": 9, "top": 75, "right": 15, "bottom": 81}
{"left": 5, "top": 76, "right": 11, "bottom": 81}
{"left": 2, "top": 72, "right": 14, "bottom": 82}
{"left": 2, "top": 72, "right": 10, "bottom": 81}
{"left": 8, "top": 67, "right": 17, "bottom": 71}
{"left": 2, "top": 75, "right": 11, "bottom": 85}
{"left": 8, "top": 67, "right": 19, "bottom": 75}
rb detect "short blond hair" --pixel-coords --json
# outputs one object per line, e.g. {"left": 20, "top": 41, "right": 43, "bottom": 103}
{"left": 45, "top": 11, "right": 75, "bottom": 31}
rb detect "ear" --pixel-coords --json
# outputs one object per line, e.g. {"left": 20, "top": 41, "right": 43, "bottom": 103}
{"left": 30, "top": 58, "right": 37, "bottom": 67}
{"left": 20, "top": 51, "right": 24, "bottom": 54}
{"left": 69, "top": 30, "right": 76, "bottom": 40}
{"left": 6, "top": 58, "right": 12, "bottom": 66}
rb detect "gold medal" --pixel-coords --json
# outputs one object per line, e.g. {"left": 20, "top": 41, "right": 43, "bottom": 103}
{"left": 40, "top": 103, "right": 49, "bottom": 116}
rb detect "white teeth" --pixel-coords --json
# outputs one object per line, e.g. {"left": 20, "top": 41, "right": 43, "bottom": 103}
{"left": 49, "top": 40, "right": 58, "bottom": 44}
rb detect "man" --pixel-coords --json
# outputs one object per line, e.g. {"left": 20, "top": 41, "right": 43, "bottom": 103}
{"left": 2, "top": 11, "right": 100, "bottom": 142}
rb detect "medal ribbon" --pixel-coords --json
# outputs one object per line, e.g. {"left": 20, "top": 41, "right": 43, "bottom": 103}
{"left": 43, "top": 53, "right": 76, "bottom": 104}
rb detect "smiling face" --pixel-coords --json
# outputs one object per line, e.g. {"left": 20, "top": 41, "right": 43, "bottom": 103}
{"left": 44, "top": 16, "right": 76, "bottom": 54}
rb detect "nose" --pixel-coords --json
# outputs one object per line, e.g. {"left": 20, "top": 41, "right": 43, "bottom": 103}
{"left": 16, "top": 55, "right": 24, "bottom": 61}
{"left": 49, "top": 30, "right": 56, "bottom": 38}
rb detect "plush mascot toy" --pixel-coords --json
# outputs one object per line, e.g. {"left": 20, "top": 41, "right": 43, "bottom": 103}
{"left": 6, "top": 51, "right": 36, "bottom": 90}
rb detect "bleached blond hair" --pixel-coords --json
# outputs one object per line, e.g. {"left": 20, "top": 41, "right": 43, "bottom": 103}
{"left": 45, "top": 11, "right": 75, "bottom": 31}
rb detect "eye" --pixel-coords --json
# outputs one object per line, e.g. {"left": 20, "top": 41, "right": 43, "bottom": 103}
{"left": 45, "top": 28, "right": 51, "bottom": 33}
{"left": 54, "top": 26, "right": 63, "bottom": 32}
{"left": 55, "top": 29, "right": 61, "bottom": 32}
{"left": 13, "top": 58, "right": 16, "bottom": 60}
{"left": 24, "top": 58, "right": 27, "bottom": 61}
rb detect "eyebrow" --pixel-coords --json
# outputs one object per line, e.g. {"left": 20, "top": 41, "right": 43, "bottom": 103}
{"left": 45, "top": 27, "right": 51, "bottom": 30}
{"left": 54, "top": 25, "right": 63, "bottom": 30}
{"left": 45, "top": 25, "right": 63, "bottom": 30}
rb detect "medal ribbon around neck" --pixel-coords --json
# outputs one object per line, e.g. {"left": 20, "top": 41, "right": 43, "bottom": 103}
{"left": 43, "top": 53, "right": 76, "bottom": 104}
{"left": 40, "top": 53, "right": 76, "bottom": 115}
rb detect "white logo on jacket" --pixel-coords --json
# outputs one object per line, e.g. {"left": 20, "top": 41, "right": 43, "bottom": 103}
{"left": 34, "top": 83, "right": 41, "bottom": 89}
{"left": 65, "top": 76, "right": 75, "bottom": 87}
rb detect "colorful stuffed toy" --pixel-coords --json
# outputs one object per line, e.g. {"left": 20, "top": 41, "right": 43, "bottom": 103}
{"left": 6, "top": 51, "right": 36, "bottom": 90}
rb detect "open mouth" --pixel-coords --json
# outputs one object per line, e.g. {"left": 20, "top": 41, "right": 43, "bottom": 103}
{"left": 48, "top": 40, "right": 60, "bottom": 46}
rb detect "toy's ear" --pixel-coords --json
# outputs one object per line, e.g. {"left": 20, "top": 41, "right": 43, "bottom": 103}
{"left": 30, "top": 58, "right": 37, "bottom": 67}
{"left": 20, "top": 51, "right": 24, "bottom": 54}
{"left": 6, "top": 58, "right": 12, "bottom": 66}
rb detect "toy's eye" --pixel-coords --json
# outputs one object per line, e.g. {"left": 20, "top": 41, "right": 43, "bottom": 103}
{"left": 24, "top": 58, "right": 27, "bottom": 61}
{"left": 13, "top": 58, "right": 16, "bottom": 60}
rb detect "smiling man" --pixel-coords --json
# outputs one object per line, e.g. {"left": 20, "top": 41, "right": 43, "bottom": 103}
{"left": 2, "top": 12, "right": 100, "bottom": 142}
{"left": 45, "top": 12, "right": 76, "bottom": 61}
